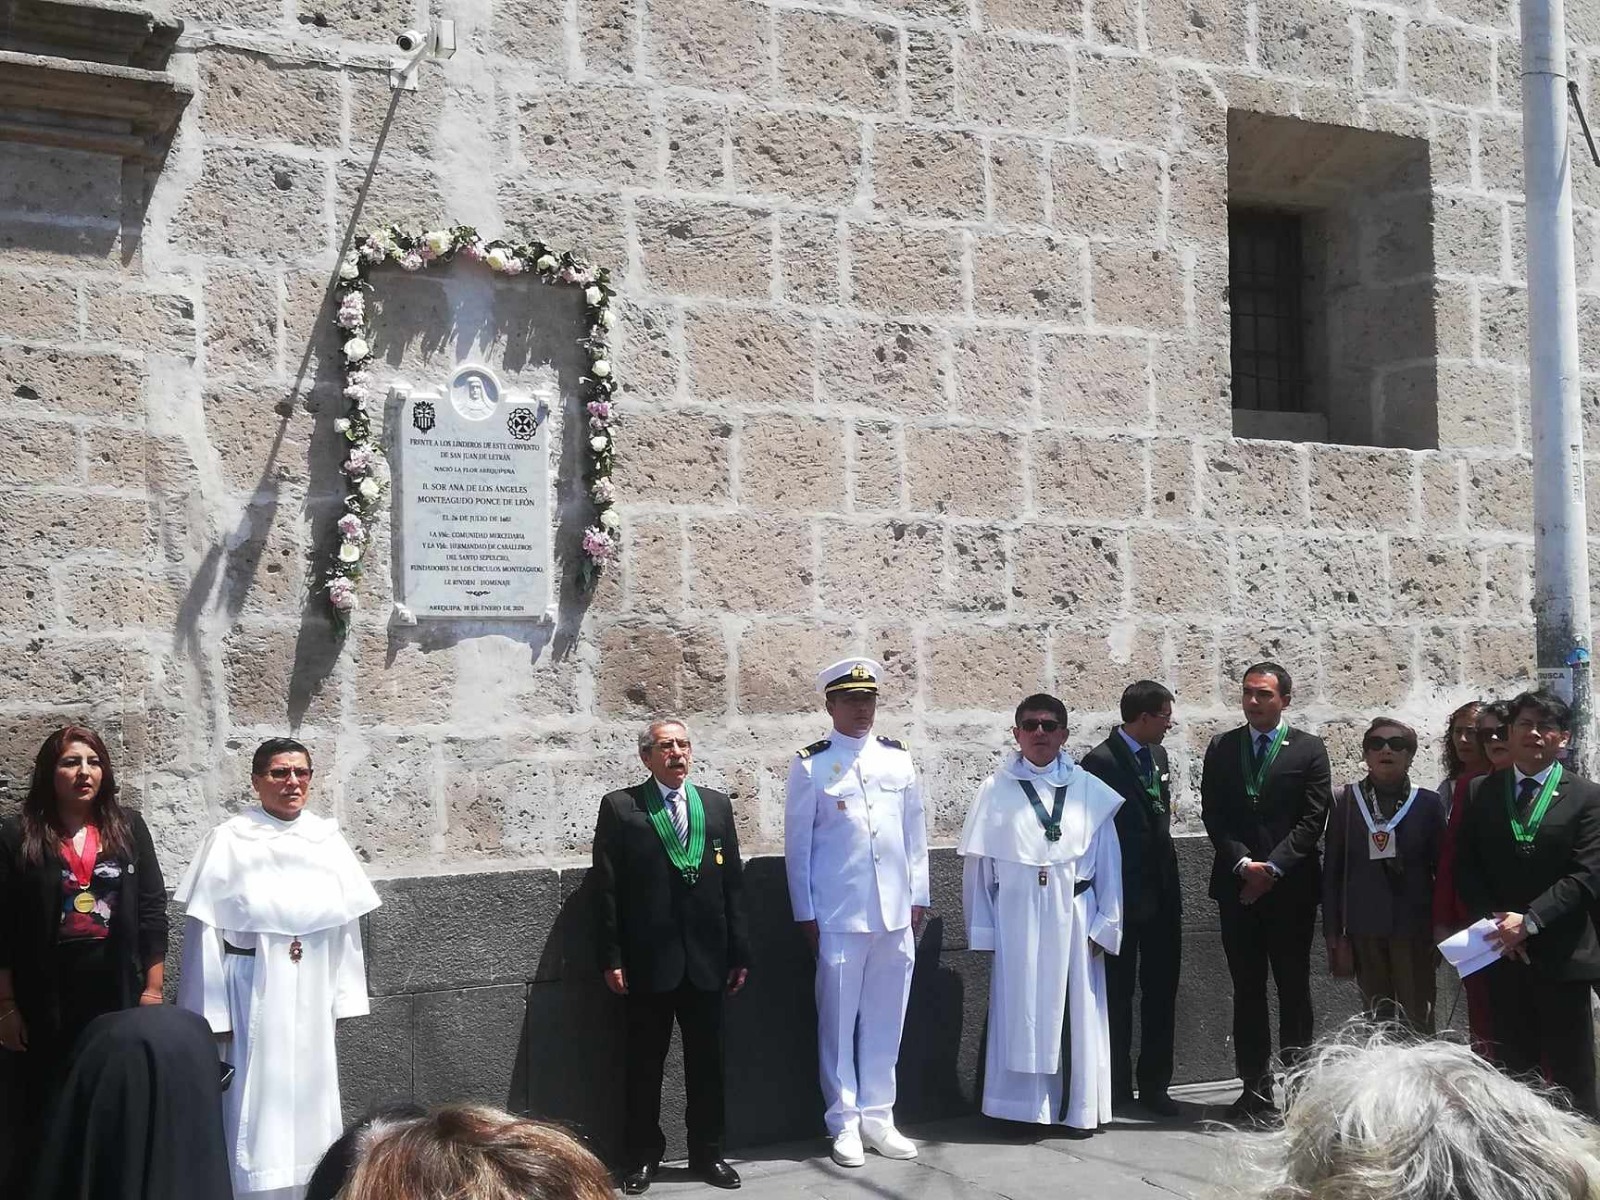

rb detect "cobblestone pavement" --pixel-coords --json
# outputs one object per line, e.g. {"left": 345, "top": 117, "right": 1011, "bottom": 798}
{"left": 648, "top": 1082, "right": 1248, "bottom": 1200}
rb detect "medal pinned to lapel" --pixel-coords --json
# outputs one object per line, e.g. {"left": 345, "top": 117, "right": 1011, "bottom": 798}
{"left": 713, "top": 838, "right": 724, "bottom": 866}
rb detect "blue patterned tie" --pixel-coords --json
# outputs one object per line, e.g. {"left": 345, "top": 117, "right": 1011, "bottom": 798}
{"left": 664, "top": 789, "right": 688, "bottom": 846}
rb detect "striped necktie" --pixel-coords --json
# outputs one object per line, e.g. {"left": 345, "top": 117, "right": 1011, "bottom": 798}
{"left": 663, "top": 789, "right": 687, "bottom": 846}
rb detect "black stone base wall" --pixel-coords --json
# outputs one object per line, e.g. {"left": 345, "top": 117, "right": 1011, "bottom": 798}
{"left": 1, "top": 836, "right": 1379, "bottom": 1175}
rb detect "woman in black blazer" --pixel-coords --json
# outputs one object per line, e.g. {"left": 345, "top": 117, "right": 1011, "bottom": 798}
{"left": 0, "top": 726, "right": 169, "bottom": 1148}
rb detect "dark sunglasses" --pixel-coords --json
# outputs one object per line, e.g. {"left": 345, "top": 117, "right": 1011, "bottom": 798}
{"left": 264, "top": 766, "right": 314, "bottom": 781}
{"left": 1363, "top": 736, "right": 1414, "bottom": 753}
{"left": 1018, "top": 719, "right": 1062, "bottom": 733}
{"left": 1477, "top": 726, "right": 1508, "bottom": 744}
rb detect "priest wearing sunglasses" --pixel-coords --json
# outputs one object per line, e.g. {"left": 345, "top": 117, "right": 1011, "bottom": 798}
{"left": 593, "top": 719, "right": 749, "bottom": 1193}
{"left": 1200, "top": 661, "right": 1332, "bottom": 1123}
{"left": 958, "top": 694, "right": 1124, "bottom": 1137}
{"left": 1455, "top": 690, "right": 1600, "bottom": 1119}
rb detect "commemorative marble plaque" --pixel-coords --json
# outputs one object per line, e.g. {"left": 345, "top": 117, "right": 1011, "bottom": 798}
{"left": 395, "top": 363, "right": 556, "bottom": 619}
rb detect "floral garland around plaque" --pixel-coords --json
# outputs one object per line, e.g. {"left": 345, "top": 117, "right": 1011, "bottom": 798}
{"left": 323, "top": 223, "right": 619, "bottom": 627}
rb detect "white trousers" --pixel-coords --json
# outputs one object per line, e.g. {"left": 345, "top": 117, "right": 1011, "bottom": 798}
{"left": 815, "top": 927, "right": 916, "bottom": 1136}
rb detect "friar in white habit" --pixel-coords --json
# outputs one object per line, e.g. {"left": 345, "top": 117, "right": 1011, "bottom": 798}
{"left": 176, "top": 737, "right": 380, "bottom": 1200}
{"left": 958, "top": 693, "right": 1124, "bottom": 1137}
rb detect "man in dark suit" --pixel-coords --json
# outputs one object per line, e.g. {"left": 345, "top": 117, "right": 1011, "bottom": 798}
{"left": 1456, "top": 690, "right": 1600, "bottom": 1119}
{"left": 592, "top": 718, "right": 750, "bottom": 1193}
{"left": 1081, "top": 680, "right": 1181, "bottom": 1117}
{"left": 1200, "top": 661, "right": 1332, "bottom": 1121}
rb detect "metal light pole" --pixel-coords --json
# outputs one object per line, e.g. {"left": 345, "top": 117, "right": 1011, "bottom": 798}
{"left": 1521, "top": 0, "right": 1594, "bottom": 772}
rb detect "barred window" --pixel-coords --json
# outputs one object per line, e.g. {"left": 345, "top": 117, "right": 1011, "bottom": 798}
{"left": 1228, "top": 209, "right": 1308, "bottom": 413}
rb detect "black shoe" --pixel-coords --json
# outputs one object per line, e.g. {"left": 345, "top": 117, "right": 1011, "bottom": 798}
{"left": 1059, "top": 1124, "right": 1095, "bottom": 1139}
{"left": 1112, "top": 1088, "right": 1135, "bottom": 1107}
{"left": 987, "top": 1116, "right": 1039, "bottom": 1140}
{"left": 692, "top": 1160, "right": 741, "bottom": 1190}
{"left": 1224, "top": 1090, "right": 1277, "bottom": 1126}
{"left": 1137, "top": 1091, "right": 1181, "bottom": 1118}
{"left": 622, "top": 1163, "right": 658, "bottom": 1194}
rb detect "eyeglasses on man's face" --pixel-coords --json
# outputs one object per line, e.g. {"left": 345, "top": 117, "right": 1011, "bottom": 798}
{"left": 652, "top": 739, "right": 692, "bottom": 752}
{"left": 264, "top": 766, "right": 313, "bottom": 782}
{"left": 1018, "top": 719, "right": 1062, "bottom": 733}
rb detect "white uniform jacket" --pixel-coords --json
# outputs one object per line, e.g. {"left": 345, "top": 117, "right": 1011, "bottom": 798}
{"left": 785, "top": 731, "right": 931, "bottom": 933}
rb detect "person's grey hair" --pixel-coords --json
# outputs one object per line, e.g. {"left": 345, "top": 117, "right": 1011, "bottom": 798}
{"left": 1237, "top": 1025, "right": 1600, "bottom": 1200}
{"left": 637, "top": 718, "right": 690, "bottom": 754}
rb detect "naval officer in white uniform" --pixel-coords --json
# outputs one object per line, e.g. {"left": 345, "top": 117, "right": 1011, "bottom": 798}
{"left": 785, "top": 657, "right": 930, "bottom": 1168}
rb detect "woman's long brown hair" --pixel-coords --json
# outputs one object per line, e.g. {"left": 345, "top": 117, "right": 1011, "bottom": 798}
{"left": 20, "top": 725, "right": 132, "bottom": 867}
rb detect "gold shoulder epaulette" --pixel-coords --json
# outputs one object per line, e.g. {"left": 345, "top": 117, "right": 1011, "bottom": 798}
{"left": 877, "top": 735, "right": 909, "bottom": 752}
{"left": 797, "top": 739, "right": 832, "bottom": 759}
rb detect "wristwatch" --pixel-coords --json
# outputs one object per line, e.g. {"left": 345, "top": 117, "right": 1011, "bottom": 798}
{"left": 1524, "top": 912, "right": 1540, "bottom": 936}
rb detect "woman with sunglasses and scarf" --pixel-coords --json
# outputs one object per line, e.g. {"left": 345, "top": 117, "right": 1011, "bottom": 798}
{"left": 0, "top": 725, "right": 169, "bottom": 1192}
{"left": 1323, "top": 719, "right": 1445, "bottom": 1032}
{"left": 1432, "top": 700, "right": 1509, "bottom": 1052}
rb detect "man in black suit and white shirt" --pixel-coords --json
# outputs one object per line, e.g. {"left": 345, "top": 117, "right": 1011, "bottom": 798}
{"left": 1200, "top": 662, "right": 1332, "bottom": 1121}
{"left": 1081, "top": 680, "right": 1181, "bottom": 1117}
{"left": 1456, "top": 690, "right": 1600, "bottom": 1119}
{"left": 592, "top": 718, "right": 750, "bottom": 1193}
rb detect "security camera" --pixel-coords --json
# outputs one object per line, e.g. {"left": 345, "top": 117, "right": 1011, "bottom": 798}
{"left": 395, "top": 28, "right": 426, "bottom": 52}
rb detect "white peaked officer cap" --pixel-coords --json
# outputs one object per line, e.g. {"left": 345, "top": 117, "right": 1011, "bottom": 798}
{"left": 816, "top": 656, "right": 882, "bottom": 696}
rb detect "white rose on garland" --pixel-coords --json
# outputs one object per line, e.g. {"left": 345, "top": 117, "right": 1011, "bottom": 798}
{"left": 344, "top": 337, "right": 370, "bottom": 361}
{"left": 425, "top": 229, "right": 452, "bottom": 255}
{"left": 591, "top": 359, "right": 611, "bottom": 378}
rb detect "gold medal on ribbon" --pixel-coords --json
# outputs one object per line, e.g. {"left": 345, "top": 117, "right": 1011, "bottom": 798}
{"left": 289, "top": 938, "right": 303, "bottom": 964}
{"left": 73, "top": 891, "right": 96, "bottom": 914}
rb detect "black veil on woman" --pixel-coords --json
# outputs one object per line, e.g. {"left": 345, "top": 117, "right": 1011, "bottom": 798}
{"left": 29, "top": 1004, "right": 233, "bottom": 1200}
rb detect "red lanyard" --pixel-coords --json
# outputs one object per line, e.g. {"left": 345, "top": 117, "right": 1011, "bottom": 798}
{"left": 60, "top": 825, "right": 99, "bottom": 890}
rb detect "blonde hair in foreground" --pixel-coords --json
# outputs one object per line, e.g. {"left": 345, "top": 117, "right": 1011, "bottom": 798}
{"left": 338, "top": 1105, "right": 613, "bottom": 1200}
{"left": 1236, "top": 1025, "right": 1600, "bottom": 1200}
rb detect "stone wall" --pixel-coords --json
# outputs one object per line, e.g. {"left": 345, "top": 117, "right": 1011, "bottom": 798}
{"left": 0, "top": 2, "right": 1594, "bottom": 867}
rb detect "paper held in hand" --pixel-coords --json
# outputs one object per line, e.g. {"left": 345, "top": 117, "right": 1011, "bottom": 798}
{"left": 1437, "top": 918, "right": 1503, "bottom": 979}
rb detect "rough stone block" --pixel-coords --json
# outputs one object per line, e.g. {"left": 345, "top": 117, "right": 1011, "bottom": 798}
{"left": 85, "top": 285, "right": 196, "bottom": 355}
{"left": 1254, "top": 0, "right": 1353, "bottom": 83}
{"left": 975, "top": 138, "right": 1041, "bottom": 229}
{"left": 777, "top": 213, "right": 841, "bottom": 307}
{"left": 0, "top": 417, "right": 76, "bottom": 485}
{"left": 1051, "top": 625, "right": 1166, "bottom": 711}
{"left": 0, "top": 274, "right": 77, "bottom": 341}
{"left": 980, "top": 0, "right": 1082, "bottom": 33}
{"left": 1201, "top": 440, "right": 1307, "bottom": 527}
{"left": 351, "top": 631, "right": 454, "bottom": 725}
{"left": 595, "top": 620, "right": 728, "bottom": 717}
{"left": 199, "top": 50, "right": 341, "bottom": 148}
{"left": 871, "top": 126, "right": 983, "bottom": 221}
{"left": 0, "top": 636, "right": 144, "bottom": 706}
{"left": 951, "top": 327, "right": 1033, "bottom": 422}
{"left": 337, "top": 994, "right": 414, "bottom": 1125}
{"left": 1466, "top": 456, "right": 1531, "bottom": 533}
{"left": 496, "top": 184, "right": 629, "bottom": 268}
{"left": 0, "top": 347, "right": 144, "bottom": 420}
{"left": 684, "top": 308, "right": 811, "bottom": 406}
{"left": 1038, "top": 332, "right": 1150, "bottom": 428}
{"left": 1477, "top": 284, "right": 1526, "bottom": 366}
{"left": 645, "top": 0, "right": 771, "bottom": 93}
{"left": 339, "top": 732, "right": 438, "bottom": 865}
{"left": 1050, "top": 143, "right": 1161, "bottom": 241}
{"left": 687, "top": 515, "right": 812, "bottom": 612}
{"left": 945, "top": 524, "right": 1009, "bottom": 613}
{"left": 621, "top": 514, "right": 682, "bottom": 615}
{"left": 203, "top": 265, "right": 277, "bottom": 375}
{"left": 739, "top": 414, "right": 845, "bottom": 512}
{"left": 1406, "top": 20, "right": 1495, "bottom": 108}
{"left": 972, "top": 232, "right": 1083, "bottom": 322}
{"left": 1147, "top": 0, "right": 1247, "bottom": 64}
{"left": 635, "top": 199, "right": 772, "bottom": 300}
{"left": 1030, "top": 432, "right": 1144, "bottom": 519}
{"left": 817, "top": 519, "right": 942, "bottom": 613}
{"left": 1390, "top": 536, "right": 1479, "bottom": 619}
{"left": 1217, "top": 623, "right": 1319, "bottom": 699}
{"left": 926, "top": 626, "right": 1049, "bottom": 710}
{"left": 737, "top": 621, "right": 855, "bottom": 713}
{"left": 202, "top": 382, "right": 313, "bottom": 492}
{"left": 959, "top": 36, "right": 1074, "bottom": 131}
{"left": 1435, "top": 194, "right": 1506, "bottom": 278}
{"left": 0, "top": 491, "right": 150, "bottom": 561}
{"left": 82, "top": 426, "right": 157, "bottom": 490}
{"left": 1419, "top": 625, "right": 1464, "bottom": 690}
{"left": 906, "top": 427, "right": 1023, "bottom": 517}
{"left": 1477, "top": 115, "right": 1523, "bottom": 194}
{"left": 612, "top": 411, "right": 732, "bottom": 504}
{"left": 368, "top": 871, "right": 561, "bottom": 993}
{"left": 1091, "top": 245, "right": 1185, "bottom": 331}
{"left": 174, "top": 149, "right": 328, "bottom": 262}
{"left": 818, "top": 321, "right": 948, "bottom": 416}
{"left": 1418, "top": 455, "right": 1463, "bottom": 532}
{"left": 906, "top": 29, "right": 957, "bottom": 120}
{"left": 1009, "top": 528, "right": 1123, "bottom": 615}
{"left": 1148, "top": 437, "right": 1197, "bottom": 519}
{"left": 1321, "top": 626, "right": 1414, "bottom": 706}
{"left": 1075, "top": 53, "right": 1174, "bottom": 146}
{"left": 221, "top": 621, "right": 342, "bottom": 728}
{"left": 495, "top": 0, "right": 570, "bottom": 76}
{"left": 662, "top": 99, "right": 728, "bottom": 191}
{"left": 1465, "top": 624, "right": 1535, "bottom": 692}
{"left": 850, "top": 422, "right": 903, "bottom": 510}
{"left": 777, "top": 10, "right": 899, "bottom": 110}
{"left": 730, "top": 110, "right": 862, "bottom": 204}
{"left": 517, "top": 87, "right": 657, "bottom": 187}
{"left": 1307, "top": 446, "right": 1413, "bottom": 532}
{"left": 1151, "top": 338, "right": 1229, "bottom": 434}
{"left": 1131, "top": 529, "right": 1230, "bottom": 613}
{"left": 1437, "top": 362, "right": 1519, "bottom": 450}
{"left": 1283, "top": 536, "right": 1392, "bottom": 621}
{"left": 413, "top": 984, "right": 529, "bottom": 1110}
{"left": 1483, "top": 542, "right": 1529, "bottom": 618}
{"left": 847, "top": 224, "right": 963, "bottom": 316}
{"left": 0, "top": 567, "right": 54, "bottom": 632}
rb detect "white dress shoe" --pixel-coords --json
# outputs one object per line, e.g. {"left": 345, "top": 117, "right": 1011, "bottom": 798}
{"left": 861, "top": 1125, "right": 917, "bottom": 1160}
{"left": 830, "top": 1129, "right": 866, "bottom": 1168}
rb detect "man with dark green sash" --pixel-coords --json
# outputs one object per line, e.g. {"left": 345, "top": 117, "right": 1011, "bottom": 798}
{"left": 1456, "top": 689, "right": 1600, "bottom": 1119}
{"left": 593, "top": 718, "right": 750, "bottom": 1193}
{"left": 1200, "top": 661, "right": 1332, "bottom": 1123}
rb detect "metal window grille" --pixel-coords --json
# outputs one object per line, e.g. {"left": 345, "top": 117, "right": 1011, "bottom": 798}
{"left": 1228, "top": 209, "right": 1308, "bottom": 412}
